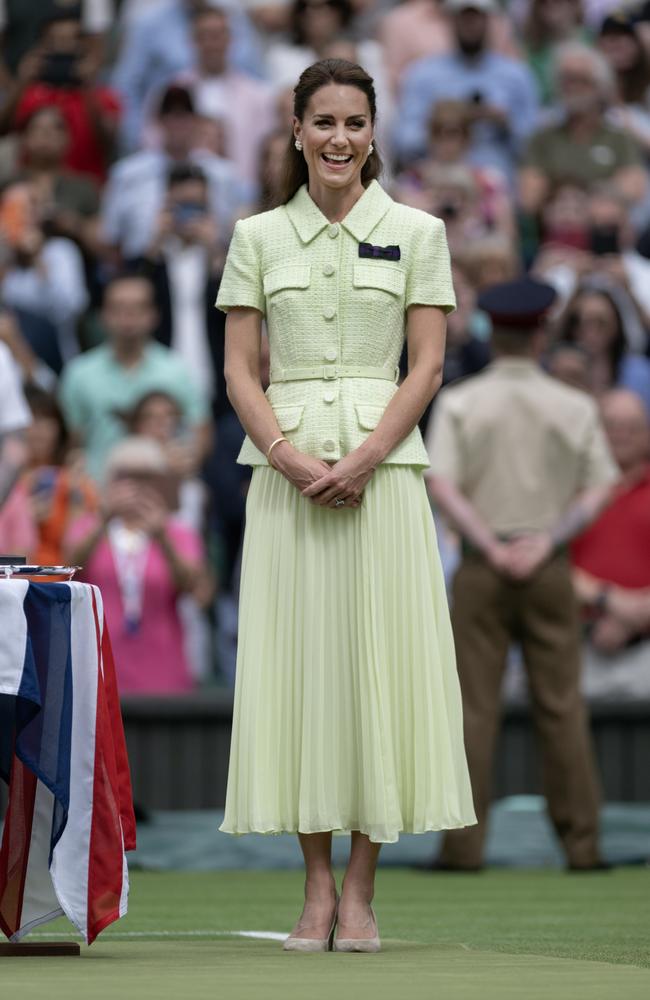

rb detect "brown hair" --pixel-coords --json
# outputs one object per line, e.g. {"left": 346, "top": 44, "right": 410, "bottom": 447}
{"left": 277, "top": 58, "right": 383, "bottom": 206}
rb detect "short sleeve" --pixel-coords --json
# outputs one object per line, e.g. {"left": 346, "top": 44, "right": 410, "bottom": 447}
{"left": 405, "top": 216, "right": 456, "bottom": 313}
{"left": 215, "top": 219, "right": 264, "bottom": 315}
{"left": 424, "top": 391, "right": 462, "bottom": 485}
{"left": 579, "top": 410, "right": 619, "bottom": 490}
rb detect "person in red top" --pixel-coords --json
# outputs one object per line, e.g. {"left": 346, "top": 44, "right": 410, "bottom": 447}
{"left": 0, "top": 11, "right": 120, "bottom": 183}
{"left": 572, "top": 388, "right": 650, "bottom": 653}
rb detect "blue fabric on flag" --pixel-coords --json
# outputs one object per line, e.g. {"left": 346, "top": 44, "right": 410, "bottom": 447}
{"left": 15, "top": 584, "right": 73, "bottom": 860}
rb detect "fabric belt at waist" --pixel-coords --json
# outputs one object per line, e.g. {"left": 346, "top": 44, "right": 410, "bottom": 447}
{"left": 270, "top": 364, "right": 399, "bottom": 383}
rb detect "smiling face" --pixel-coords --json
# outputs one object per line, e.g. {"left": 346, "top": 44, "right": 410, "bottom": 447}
{"left": 293, "top": 82, "right": 373, "bottom": 195}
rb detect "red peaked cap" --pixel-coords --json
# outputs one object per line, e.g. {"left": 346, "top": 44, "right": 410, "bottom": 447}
{"left": 477, "top": 277, "right": 557, "bottom": 330}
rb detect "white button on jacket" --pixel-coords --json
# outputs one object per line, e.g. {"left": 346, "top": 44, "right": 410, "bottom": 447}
{"left": 216, "top": 180, "right": 455, "bottom": 468}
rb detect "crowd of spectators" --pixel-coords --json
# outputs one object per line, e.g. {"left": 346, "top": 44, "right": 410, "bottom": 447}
{"left": 0, "top": 0, "right": 648, "bottom": 699}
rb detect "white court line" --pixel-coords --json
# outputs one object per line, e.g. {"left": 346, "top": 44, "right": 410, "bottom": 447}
{"left": 25, "top": 929, "right": 288, "bottom": 942}
{"left": 25, "top": 929, "right": 415, "bottom": 945}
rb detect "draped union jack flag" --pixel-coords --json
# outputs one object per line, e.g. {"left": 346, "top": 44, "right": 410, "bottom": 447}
{"left": 0, "top": 581, "right": 136, "bottom": 944}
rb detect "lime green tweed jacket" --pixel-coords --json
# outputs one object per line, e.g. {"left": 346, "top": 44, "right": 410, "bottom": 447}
{"left": 216, "top": 180, "right": 455, "bottom": 468}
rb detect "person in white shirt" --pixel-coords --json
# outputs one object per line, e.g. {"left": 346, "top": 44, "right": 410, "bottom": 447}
{"left": 0, "top": 339, "right": 30, "bottom": 510}
{"left": 101, "top": 83, "right": 242, "bottom": 260}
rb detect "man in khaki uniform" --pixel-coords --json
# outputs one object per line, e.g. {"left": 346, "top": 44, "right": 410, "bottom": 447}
{"left": 426, "top": 277, "right": 619, "bottom": 870}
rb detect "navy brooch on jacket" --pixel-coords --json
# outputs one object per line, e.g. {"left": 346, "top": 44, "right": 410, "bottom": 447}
{"left": 359, "top": 242, "right": 401, "bottom": 261}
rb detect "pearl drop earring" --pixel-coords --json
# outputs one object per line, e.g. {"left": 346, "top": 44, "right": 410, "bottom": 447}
{"left": 295, "top": 139, "right": 303, "bottom": 151}
{"left": 368, "top": 143, "right": 374, "bottom": 154}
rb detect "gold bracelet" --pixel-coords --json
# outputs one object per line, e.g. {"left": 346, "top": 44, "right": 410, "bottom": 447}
{"left": 266, "top": 435, "right": 288, "bottom": 466}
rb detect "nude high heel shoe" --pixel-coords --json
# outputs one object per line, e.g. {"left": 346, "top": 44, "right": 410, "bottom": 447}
{"left": 283, "top": 895, "right": 339, "bottom": 952}
{"left": 333, "top": 906, "right": 381, "bottom": 953}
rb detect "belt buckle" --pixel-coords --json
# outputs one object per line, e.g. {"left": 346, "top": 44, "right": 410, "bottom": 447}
{"left": 322, "top": 365, "right": 337, "bottom": 380}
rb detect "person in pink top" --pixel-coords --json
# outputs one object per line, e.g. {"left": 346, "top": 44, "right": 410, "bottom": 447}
{"left": 64, "top": 435, "right": 205, "bottom": 695}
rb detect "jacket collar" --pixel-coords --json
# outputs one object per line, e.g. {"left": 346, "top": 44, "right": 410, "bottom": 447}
{"left": 285, "top": 180, "right": 393, "bottom": 245}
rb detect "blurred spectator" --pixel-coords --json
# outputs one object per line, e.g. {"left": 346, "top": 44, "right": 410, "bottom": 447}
{"left": 243, "top": 0, "right": 291, "bottom": 35}
{"left": 101, "top": 83, "right": 241, "bottom": 260}
{"left": 22, "top": 383, "right": 97, "bottom": 566}
{"left": 519, "top": 42, "right": 647, "bottom": 215}
{"left": 65, "top": 436, "right": 206, "bottom": 694}
{"left": 546, "top": 341, "right": 592, "bottom": 392}
{"left": 450, "top": 232, "right": 520, "bottom": 344}
{"left": 393, "top": 0, "right": 539, "bottom": 178}
{"left": 523, "top": 0, "right": 588, "bottom": 104}
{"left": 0, "top": 179, "right": 88, "bottom": 366}
{"left": 460, "top": 231, "right": 520, "bottom": 290}
{"left": 0, "top": 10, "right": 121, "bottom": 183}
{"left": 557, "top": 284, "right": 650, "bottom": 412}
{"left": 58, "top": 273, "right": 211, "bottom": 481}
{"left": 112, "top": 0, "right": 263, "bottom": 151}
{"left": 125, "top": 389, "right": 206, "bottom": 531}
{"left": 536, "top": 184, "right": 650, "bottom": 326}
{"left": 0, "top": 336, "right": 31, "bottom": 516}
{"left": 266, "top": 1, "right": 391, "bottom": 131}
{"left": 125, "top": 389, "right": 214, "bottom": 683}
{"left": 598, "top": 13, "right": 650, "bottom": 155}
{"left": 580, "top": 0, "right": 632, "bottom": 30}
{"left": 0, "top": 0, "right": 112, "bottom": 83}
{"left": 441, "top": 261, "right": 491, "bottom": 384}
{"left": 131, "top": 162, "right": 224, "bottom": 404}
{"left": 378, "top": 0, "right": 518, "bottom": 92}
{"left": 193, "top": 112, "right": 227, "bottom": 157}
{"left": 257, "top": 127, "right": 291, "bottom": 208}
{"left": 536, "top": 180, "right": 591, "bottom": 252}
{"left": 4, "top": 107, "right": 101, "bottom": 259}
{"left": 393, "top": 99, "right": 514, "bottom": 235}
{"left": 571, "top": 389, "right": 650, "bottom": 698}
{"left": 398, "top": 162, "right": 489, "bottom": 255}
{"left": 0, "top": 307, "right": 56, "bottom": 389}
{"left": 171, "top": 5, "right": 276, "bottom": 191}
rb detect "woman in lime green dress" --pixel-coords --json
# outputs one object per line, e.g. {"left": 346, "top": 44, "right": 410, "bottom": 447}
{"left": 216, "top": 58, "right": 475, "bottom": 953}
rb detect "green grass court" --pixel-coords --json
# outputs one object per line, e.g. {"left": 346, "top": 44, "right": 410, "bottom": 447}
{"left": 3, "top": 868, "right": 649, "bottom": 1000}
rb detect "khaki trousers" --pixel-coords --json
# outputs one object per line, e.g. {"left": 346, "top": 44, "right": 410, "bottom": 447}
{"left": 440, "top": 552, "right": 602, "bottom": 868}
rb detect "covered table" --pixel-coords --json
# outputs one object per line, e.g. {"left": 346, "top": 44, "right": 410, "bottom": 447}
{"left": 0, "top": 581, "right": 136, "bottom": 945}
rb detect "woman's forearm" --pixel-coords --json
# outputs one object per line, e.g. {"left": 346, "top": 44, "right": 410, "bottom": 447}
{"left": 357, "top": 304, "right": 446, "bottom": 466}
{"left": 357, "top": 361, "right": 442, "bottom": 466}
{"left": 226, "top": 367, "right": 287, "bottom": 458}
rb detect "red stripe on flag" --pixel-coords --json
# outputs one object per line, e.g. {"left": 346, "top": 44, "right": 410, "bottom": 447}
{"left": 0, "top": 755, "right": 38, "bottom": 939}
{"left": 97, "top": 598, "right": 136, "bottom": 852}
{"left": 85, "top": 590, "right": 131, "bottom": 944}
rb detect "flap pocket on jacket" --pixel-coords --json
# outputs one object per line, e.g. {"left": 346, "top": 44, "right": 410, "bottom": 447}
{"left": 272, "top": 403, "right": 305, "bottom": 432}
{"left": 355, "top": 403, "right": 385, "bottom": 431}
{"left": 263, "top": 264, "right": 311, "bottom": 296}
{"left": 353, "top": 263, "right": 405, "bottom": 297}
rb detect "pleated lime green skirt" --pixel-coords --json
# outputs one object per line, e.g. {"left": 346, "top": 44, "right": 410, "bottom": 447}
{"left": 220, "top": 464, "right": 476, "bottom": 844}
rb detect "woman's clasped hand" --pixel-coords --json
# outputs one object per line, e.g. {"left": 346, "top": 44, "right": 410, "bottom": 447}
{"left": 271, "top": 441, "right": 376, "bottom": 508}
{"left": 301, "top": 450, "right": 377, "bottom": 508}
